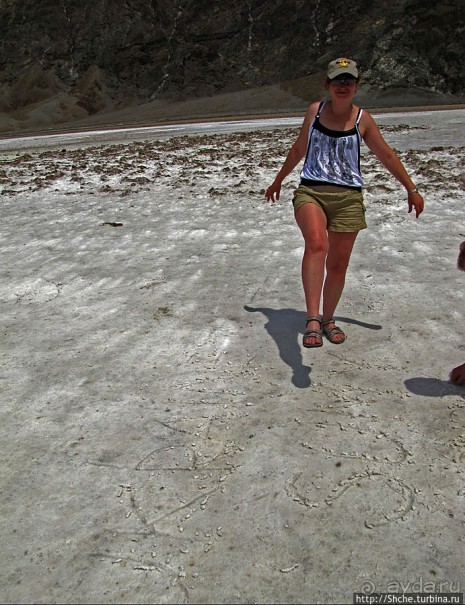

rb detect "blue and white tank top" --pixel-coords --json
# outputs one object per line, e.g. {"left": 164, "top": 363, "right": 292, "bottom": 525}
{"left": 300, "top": 101, "right": 364, "bottom": 189}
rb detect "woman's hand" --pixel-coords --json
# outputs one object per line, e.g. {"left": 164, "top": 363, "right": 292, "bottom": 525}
{"left": 407, "top": 190, "right": 424, "bottom": 218}
{"left": 450, "top": 362, "right": 465, "bottom": 386}
{"left": 265, "top": 180, "right": 282, "bottom": 203}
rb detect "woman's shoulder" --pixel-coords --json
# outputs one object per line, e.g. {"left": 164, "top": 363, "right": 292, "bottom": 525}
{"left": 305, "top": 100, "right": 324, "bottom": 119}
{"left": 358, "top": 106, "right": 374, "bottom": 121}
{"left": 358, "top": 108, "right": 383, "bottom": 139}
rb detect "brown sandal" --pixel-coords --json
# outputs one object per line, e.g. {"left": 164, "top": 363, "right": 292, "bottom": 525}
{"left": 303, "top": 316, "right": 323, "bottom": 348}
{"left": 322, "top": 319, "right": 346, "bottom": 344}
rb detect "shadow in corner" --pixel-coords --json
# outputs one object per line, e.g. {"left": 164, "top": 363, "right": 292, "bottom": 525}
{"left": 244, "top": 305, "right": 382, "bottom": 389}
{"left": 404, "top": 377, "right": 465, "bottom": 399}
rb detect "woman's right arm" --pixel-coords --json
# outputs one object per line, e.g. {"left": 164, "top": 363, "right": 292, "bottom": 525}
{"left": 265, "top": 103, "right": 318, "bottom": 202}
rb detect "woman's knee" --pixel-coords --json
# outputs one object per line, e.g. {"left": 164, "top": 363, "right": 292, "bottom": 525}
{"left": 326, "top": 256, "right": 351, "bottom": 277}
{"left": 304, "top": 237, "right": 329, "bottom": 256}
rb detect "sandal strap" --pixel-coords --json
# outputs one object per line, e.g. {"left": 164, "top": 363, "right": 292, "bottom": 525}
{"left": 306, "top": 315, "right": 322, "bottom": 326}
{"left": 324, "top": 325, "right": 344, "bottom": 337}
{"left": 322, "top": 319, "right": 343, "bottom": 335}
{"left": 322, "top": 318, "right": 346, "bottom": 343}
{"left": 304, "top": 329, "right": 322, "bottom": 338}
{"left": 303, "top": 328, "right": 323, "bottom": 348}
{"left": 322, "top": 318, "right": 335, "bottom": 327}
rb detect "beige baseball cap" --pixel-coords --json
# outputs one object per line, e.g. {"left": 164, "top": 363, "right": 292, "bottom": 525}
{"left": 327, "top": 57, "right": 359, "bottom": 79}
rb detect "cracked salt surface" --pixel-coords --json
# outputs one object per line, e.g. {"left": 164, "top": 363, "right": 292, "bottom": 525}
{"left": 0, "top": 111, "right": 464, "bottom": 604}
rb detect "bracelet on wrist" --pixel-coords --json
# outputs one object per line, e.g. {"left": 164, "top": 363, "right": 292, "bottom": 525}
{"left": 407, "top": 188, "right": 419, "bottom": 194}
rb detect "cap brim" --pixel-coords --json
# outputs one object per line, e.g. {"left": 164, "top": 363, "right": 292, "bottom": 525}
{"left": 328, "top": 68, "right": 358, "bottom": 79}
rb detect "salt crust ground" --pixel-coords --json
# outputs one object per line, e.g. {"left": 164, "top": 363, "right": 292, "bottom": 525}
{"left": 0, "top": 112, "right": 464, "bottom": 604}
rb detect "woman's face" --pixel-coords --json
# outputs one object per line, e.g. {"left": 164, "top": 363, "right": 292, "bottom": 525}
{"left": 326, "top": 76, "right": 359, "bottom": 100}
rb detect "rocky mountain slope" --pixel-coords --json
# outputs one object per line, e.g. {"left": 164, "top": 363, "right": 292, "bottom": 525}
{"left": 0, "top": 0, "right": 464, "bottom": 133}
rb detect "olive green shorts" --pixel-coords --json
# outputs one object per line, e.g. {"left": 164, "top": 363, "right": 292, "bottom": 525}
{"left": 292, "top": 184, "right": 367, "bottom": 232}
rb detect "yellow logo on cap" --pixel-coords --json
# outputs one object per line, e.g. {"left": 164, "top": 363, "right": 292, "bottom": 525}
{"left": 336, "top": 59, "right": 350, "bottom": 67}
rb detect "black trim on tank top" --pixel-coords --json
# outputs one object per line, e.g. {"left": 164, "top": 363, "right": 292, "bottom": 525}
{"left": 300, "top": 178, "right": 362, "bottom": 192}
{"left": 314, "top": 119, "right": 357, "bottom": 138}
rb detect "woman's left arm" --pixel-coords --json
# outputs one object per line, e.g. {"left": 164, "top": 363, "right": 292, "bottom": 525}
{"left": 360, "top": 111, "right": 424, "bottom": 218}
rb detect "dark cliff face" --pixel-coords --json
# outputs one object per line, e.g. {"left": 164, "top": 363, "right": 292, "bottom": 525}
{"left": 0, "top": 0, "right": 464, "bottom": 131}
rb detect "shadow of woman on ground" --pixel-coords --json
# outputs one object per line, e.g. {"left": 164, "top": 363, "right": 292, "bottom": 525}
{"left": 404, "top": 377, "right": 465, "bottom": 399}
{"left": 244, "top": 305, "right": 311, "bottom": 388}
{"left": 244, "top": 305, "right": 383, "bottom": 389}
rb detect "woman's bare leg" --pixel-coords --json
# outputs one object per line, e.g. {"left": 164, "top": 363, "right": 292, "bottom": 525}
{"left": 321, "top": 230, "right": 358, "bottom": 342}
{"left": 295, "top": 203, "right": 329, "bottom": 345}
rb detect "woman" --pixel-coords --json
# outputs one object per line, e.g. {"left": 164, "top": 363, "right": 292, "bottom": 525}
{"left": 265, "top": 57, "right": 424, "bottom": 348}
